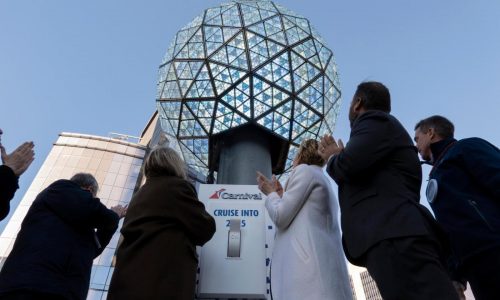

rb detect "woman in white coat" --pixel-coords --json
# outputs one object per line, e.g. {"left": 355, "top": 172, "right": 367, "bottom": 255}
{"left": 257, "top": 139, "right": 352, "bottom": 300}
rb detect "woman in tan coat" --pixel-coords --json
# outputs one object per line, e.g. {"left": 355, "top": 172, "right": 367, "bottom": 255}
{"left": 107, "top": 147, "right": 215, "bottom": 300}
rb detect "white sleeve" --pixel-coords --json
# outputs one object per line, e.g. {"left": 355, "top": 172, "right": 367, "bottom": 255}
{"left": 265, "top": 165, "right": 315, "bottom": 230}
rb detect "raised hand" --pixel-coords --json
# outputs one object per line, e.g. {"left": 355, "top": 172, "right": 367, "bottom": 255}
{"left": 272, "top": 175, "right": 283, "bottom": 197}
{"left": 1, "top": 141, "right": 35, "bottom": 176}
{"left": 256, "top": 171, "right": 276, "bottom": 196}
{"left": 110, "top": 204, "right": 128, "bottom": 218}
{"left": 318, "top": 134, "right": 344, "bottom": 163}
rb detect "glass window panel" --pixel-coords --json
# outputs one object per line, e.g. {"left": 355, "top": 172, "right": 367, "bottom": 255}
{"left": 98, "top": 159, "right": 112, "bottom": 172}
{"left": 77, "top": 157, "right": 90, "bottom": 169}
{"left": 91, "top": 150, "right": 105, "bottom": 160}
{"left": 98, "top": 184, "right": 113, "bottom": 200}
{"left": 115, "top": 144, "right": 127, "bottom": 154}
{"left": 114, "top": 174, "right": 127, "bottom": 188}
{"left": 241, "top": 4, "right": 262, "bottom": 26}
{"left": 103, "top": 173, "right": 116, "bottom": 186}
{"left": 109, "top": 187, "right": 123, "bottom": 201}
{"left": 81, "top": 149, "right": 95, "bottom": 158}
{"left": 88, "top": 159, "right": 101, "bottom": 171}
{"left": 86, "top": 289, "right": 103, "bottom": 300}
{"left": 108, "top": 233, "right": 120, "bottom": 250}
{"left": 61, "top": 147, "right": 72, "bottom": 155}
{"left": 131, "top": 158, "right": 143, "bottom": 166}
{"left": 129, "top": 165, "right": 141, "bottom": 178}
{"left": 85, "top": 139, "right": 98, "bottom": 149}
{"left": 106, "top": 267, "right": 115, "bottom": 285}
{"left": 71, "top": 147, "right": 84, "bottom": 156}
{"left": 109, "top": 161, "right": 121, "bottom": 174}
{"left": 97, "top": 247, "right": 114, "bottom": 267}
{"left": 66, "top": 156, "right": 79, "bottom": 168}
{"left": 105, "top": 143, "right": 118, "bottom": 152}
{"left": 120, "top": 188, "right": 134, "bottom": 202}
{"left": 117, "top": 163, "right": 131, "bottom": 176}
{"left": 101, "top": 152, "right": 113, "bottom": 161}
{"left": 51, "top": 145, "right": 63, "bottom": 155}
{"left": 92, "top": 266, "right": 110, "bottom": 285}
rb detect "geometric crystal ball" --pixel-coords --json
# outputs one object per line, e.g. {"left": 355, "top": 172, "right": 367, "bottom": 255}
{"left": 156, "top": 0, "right": 341, "bottom": 177}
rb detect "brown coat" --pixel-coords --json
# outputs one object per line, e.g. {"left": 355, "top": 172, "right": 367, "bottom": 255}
{"left": 107, "top": 176, "right": 215, "bottom": 300}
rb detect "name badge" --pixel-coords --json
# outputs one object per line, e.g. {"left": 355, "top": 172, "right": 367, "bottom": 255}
{"left": 426, "top": 179, "right": 438, "bottom": 204}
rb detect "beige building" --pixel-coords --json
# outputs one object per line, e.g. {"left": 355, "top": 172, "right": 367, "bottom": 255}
{"left": 348, "top": 264, "right": 382, "bottom": 300}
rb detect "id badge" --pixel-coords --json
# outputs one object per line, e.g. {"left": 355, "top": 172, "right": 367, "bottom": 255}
{"left": 426, "top": 179, "right": 438, "bottom": 204}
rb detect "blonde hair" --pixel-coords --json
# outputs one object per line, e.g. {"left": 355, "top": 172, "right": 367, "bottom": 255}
{"left": 144, "top": 147, "right": 187, "bottom": 179}
{"left": 295, "top": 139, "right": 325, "bottom": 167}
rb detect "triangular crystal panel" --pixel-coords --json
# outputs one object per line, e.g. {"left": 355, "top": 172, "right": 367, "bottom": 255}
{"left": 240, "top": 4, "right": 263, "bottom": 26}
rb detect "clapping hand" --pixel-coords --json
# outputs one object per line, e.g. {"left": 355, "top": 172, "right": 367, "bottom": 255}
{"left": 110, "top": 204, "right": 128, "bottom": 219}
{"left": 318, "top": 134, "right": 344, "bottom": 163}
{"left": 1, "top": 141, "right": 35, "bottom": 177}
{"left": 272, "top": 175, "right": 283, "bottom": 197}
{"left": 256, "top": 171, "right": 277, "bottom": 196}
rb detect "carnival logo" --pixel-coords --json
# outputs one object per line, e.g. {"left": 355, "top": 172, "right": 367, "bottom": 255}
{"left": 209, "top": 188, "right": 262, "bottom": 200}
{"left": 209, "top": 189, "right": 226, "bottom": 199}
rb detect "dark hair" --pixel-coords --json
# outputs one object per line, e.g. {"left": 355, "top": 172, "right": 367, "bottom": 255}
{"left": 414, "top": 115, "right": 455, "bottom": 139}
{"left": 355, "top": 81, "right": 391, "bottom": 113}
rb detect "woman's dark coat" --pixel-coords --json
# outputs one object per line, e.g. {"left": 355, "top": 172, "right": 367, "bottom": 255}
{"left": 108, "top": 175, "right": 216, "bottom": 300}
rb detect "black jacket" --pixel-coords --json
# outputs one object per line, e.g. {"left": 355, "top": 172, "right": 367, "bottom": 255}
{"left": 0, "top": 180, "right": 120, "bottom": 300}
{"left": 429, "top": 138, "right": 500, "bottom": 270}
{"left": 326, "top": 111, "right": 443, "bottom": 265}
{"left": 0, "top": 165, "right": 19, "bottom": 221}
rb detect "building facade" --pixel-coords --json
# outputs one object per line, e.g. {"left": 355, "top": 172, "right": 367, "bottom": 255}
{"left": 348, "top": 264, "right": 383, "bottom": 300}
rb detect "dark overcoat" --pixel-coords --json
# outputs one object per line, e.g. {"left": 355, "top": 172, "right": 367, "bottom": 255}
{"left": 107, "top": 175, "right": 216, "bottom": 300}
{"left": 0, "top": 179, "right": 119, "bottom": 300}
{"left": 326, "top": 111, "right": 446, "bottom": 265}
{"left": 0, "top": 165, "right": 18, "bottom": 220}
{"left": 429, "top": 138, "right": 500, "bottom": 271}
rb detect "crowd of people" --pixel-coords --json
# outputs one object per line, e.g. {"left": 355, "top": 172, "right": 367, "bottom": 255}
{"left": 0, "top": 80, "right": 498, "bottom": 300}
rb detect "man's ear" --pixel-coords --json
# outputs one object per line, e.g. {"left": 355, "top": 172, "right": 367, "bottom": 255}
{"left": 428, "top": 127, "right": 440, "bottom": 142}
{"left": 353, "top": 97, "right": 363, "bottom": 113}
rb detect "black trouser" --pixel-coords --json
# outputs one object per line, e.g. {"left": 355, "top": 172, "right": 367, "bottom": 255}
{"left": 0, "top": 290, "right": 67, "bottom": 300}
{"left": 365, "top": 236, "right": 459, "bottom": 300}
{"left": 461, "top": 247, "right": 500, "bottom": 300}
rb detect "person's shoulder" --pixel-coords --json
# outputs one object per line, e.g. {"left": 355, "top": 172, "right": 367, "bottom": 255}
{"left": 292, "top": 164, "right": 318, "bottom": 179}
{"left": 146, "top": 176, "right": 195, "bottom": 193}
{"left": 359, "top": 110, "right": 390, "bottom": 120}
{"left": 456, "top": 137, "right": 499, "bottom": 152}
{"left": 459, "top": 137, "right": 490, "bottom": 145}
{"left": 45, "top": 179, "right": 79, "bottom": 191}
{"left": 354, "top": 110, "right": 392, "bottom": 127}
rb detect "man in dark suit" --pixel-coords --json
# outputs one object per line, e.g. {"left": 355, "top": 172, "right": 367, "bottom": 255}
{"left": 318, "top": 82, "right": 459, "bottom": 300}
{"left": 0, "top": 173, "right": 127, "bottom": 300}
